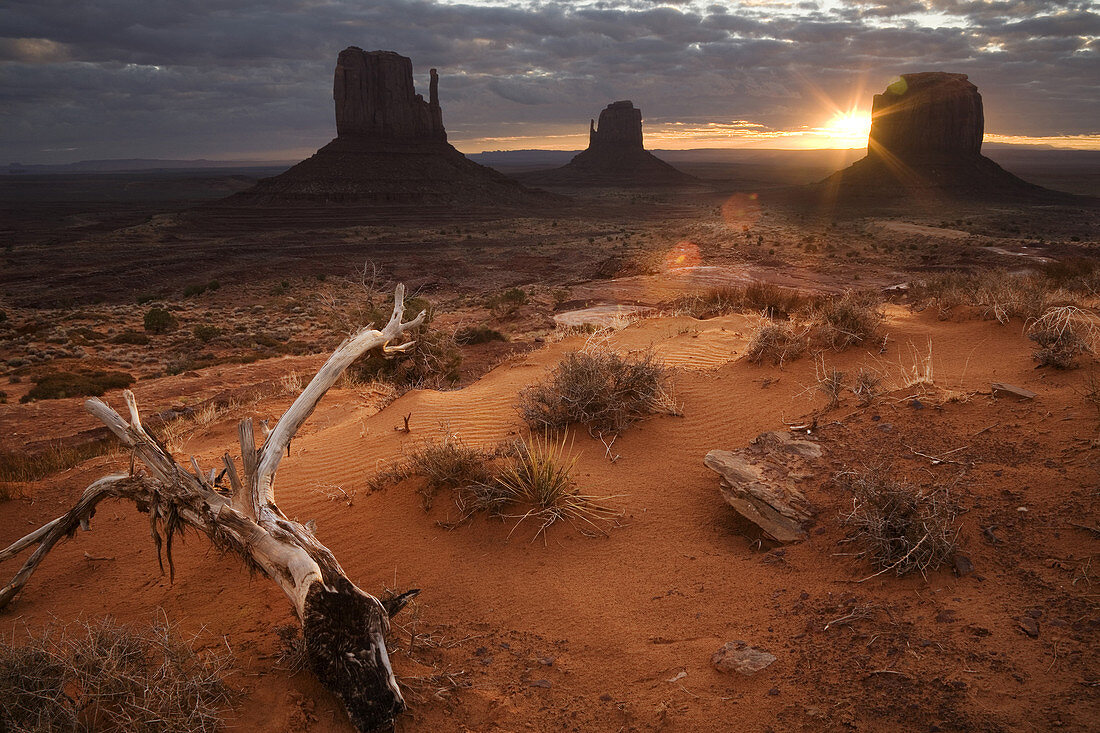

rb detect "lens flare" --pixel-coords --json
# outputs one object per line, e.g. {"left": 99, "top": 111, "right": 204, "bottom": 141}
{"left": 721, "top": 192, "right": 761, "bottom": 232}
{"left": 664, "top": 240, "right": 701, "bottom": 270}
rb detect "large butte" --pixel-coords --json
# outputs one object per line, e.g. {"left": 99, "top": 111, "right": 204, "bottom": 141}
{"left": 520, "top": 100, "right": 699, "bottom": 188}
{"left": 226, "top": 48, "right": 549, "bottom": 207}
{"left": 821, "top": 72, "right": 1063, "bottom": 201}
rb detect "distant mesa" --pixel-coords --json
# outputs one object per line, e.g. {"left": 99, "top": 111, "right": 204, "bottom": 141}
{"left": 822, "top": 72, "right": 1055, "bottom": 200}
{"left": 227, "top": 48, "right": 547, "bottom": 207}
{"left": 520, "top": 101, "right": 699, "bottom": 187}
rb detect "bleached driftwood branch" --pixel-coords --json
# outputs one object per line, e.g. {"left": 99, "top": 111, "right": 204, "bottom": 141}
{"left": 0, "top": 285, "right": 426, "bottom": 732}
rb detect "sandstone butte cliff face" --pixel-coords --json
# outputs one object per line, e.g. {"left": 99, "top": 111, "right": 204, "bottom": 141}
{"left": 226, "top": 48, "right": 546, "bottom": 207}
{"left": 822, "top": 72, "right": 1054, "bottom": 200}
{"left": 525, "top": 101, "right": 697, "bottom": 187}
{"left": 333, "top": 48, "right": 445, "bottom": 142}
{"left": 588, "top": 100, "right": 644, "bottom": 151}
{"left": 867, "top": 72, "right": 984, "bottom": 161}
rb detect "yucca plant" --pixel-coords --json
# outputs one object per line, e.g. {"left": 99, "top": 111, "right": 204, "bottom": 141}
{"left": 488, "top": 433, "right": 621, "bottom": 542}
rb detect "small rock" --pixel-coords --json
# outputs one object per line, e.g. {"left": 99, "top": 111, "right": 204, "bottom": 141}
{"left": 991, "top": 382, "right": 1037, "bottom": 400}
{"left": 953, "top": 554, "right": 975, "bottom": 577}
{"left": 1017, "top": 616, "right": 1039, "bottom": 638}
{"left": 529, "top": 679, "right": 551, "bottom": 688}
{"left": 767, "top": 687, "right": 780, "bottom": 696}
{"left": 537, "top": 656, "right": 555, "bottom": 666}
{"left": 910, "top": 399, "right": 924, "bottom": 410}
{"left": 712, "top": 641, "right": 776, "bottom": 676}
{"left": 599, "top": 693, "right": 613, "bottom": 702}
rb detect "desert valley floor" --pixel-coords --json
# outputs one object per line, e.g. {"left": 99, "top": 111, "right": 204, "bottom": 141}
{"left": 1, "top": 177, "right": 1098, "bottom": 732}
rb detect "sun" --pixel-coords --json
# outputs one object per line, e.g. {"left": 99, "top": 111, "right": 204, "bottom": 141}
{"left": 822, "top": 110, "right": 872, "bottom": 148}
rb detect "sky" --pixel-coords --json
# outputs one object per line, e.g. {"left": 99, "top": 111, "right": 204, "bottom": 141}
{"left": 1, "top": 0, "right": 1098, "bottom": 163}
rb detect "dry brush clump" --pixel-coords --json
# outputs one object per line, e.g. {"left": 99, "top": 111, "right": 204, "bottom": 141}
{"left": 518, "top": 340, "right": 678, "bottom": 435}
{"left": 838, "top": 469, "right": 959, "bottom": 578}
{"left": 743, "top": 320, "right": 807, "bottom": 366}
{"left": 0, "top": 616, "right": 235, "bottom": 733}
{"left": 470, "top": 433, "right": 620, "bottom": 541}
{"left": 911, "top": 269, "right": 1074, "bottom": 324}
{"left": 677, "top": 282, "right": 808, "bottom": 320}
{"left": 1025, "top": 306, "right": 1100, "bottom": 369}
{"left": 808, "top": 291, "right": 884, "bottom": 350}
{"left": 370, "top": 432, "right": 619, "bottom": 540}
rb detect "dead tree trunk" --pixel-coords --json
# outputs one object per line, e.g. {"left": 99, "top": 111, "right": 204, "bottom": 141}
{"left": 1, "top": 285, "right": 426, "bottom": 732}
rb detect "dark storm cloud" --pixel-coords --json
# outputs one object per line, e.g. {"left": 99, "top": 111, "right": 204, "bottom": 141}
{"left": 0, "top": 0, "right": 1096, "bottom": 161}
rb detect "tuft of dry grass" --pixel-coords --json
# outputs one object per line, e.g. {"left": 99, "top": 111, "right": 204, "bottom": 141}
{"left": 1025, "top": 306, "right": 1100, "bottom": 369}
{"left": 0, "top": 439, "right": 117, "bottom": 485}
{"left": 518, "top": 338, "right": 677, "bottom": 435}
{"left": 743, "top": 319, "right": 806, "bottom": 366}
{"left": 809, "top": 291, "right": 883, "bottom": 350}
{"left": 838, "top": 469, "right": 959, "bottom": 578}
{"left": 478, "top": 433, "right": 621, "bottom": 541}
{"left": 0, "top": 615, "right": 235, "bottom": 732}
{"left": 406, "top": 434, "right": 496, "bottom": 509}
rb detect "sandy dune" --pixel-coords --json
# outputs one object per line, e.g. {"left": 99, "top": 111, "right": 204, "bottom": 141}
{"left": 2, "top": 303, "right": 1096, "bottom": 731}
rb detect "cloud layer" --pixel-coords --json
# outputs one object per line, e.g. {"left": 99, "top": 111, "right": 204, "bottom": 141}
{"left": 1, "top": 0, "right": 1096, "bottom": 161}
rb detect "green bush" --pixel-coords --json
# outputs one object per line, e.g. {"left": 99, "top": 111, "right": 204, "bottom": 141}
{"left": 207, "top": 280, "right": 220, "bottom": 291}
{"left": 144, "top": 307, "right": 177, "bottom": 334}
{"left": 20, "top": 370, "right": 134, "bottom": 402}
{"left": 183, "top": 283, "right": 207, "bottom": 298}
{"left": 135, "top": 293, "right": 159, "bottom": 305}
{"left": 193, "top": 324, "right": 221, "bottom": 343}
{"left": 487, "top": 287, "right": 528, "bottom": 316}
{"left": 111, "top": 331, "right": 150, "bottom": 345}
{"left": 455, "top": 325, "right": 507, "bottom": 345}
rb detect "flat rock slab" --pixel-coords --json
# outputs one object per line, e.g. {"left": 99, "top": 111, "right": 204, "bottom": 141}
{"left": 991, "top": 382, "right": 1037, "bottom": 400}
{"left": 712, "top": 641, "right": 776, "bottom": 676}
{"left": 704, "top": 431, "right": 819, "bottom": 544}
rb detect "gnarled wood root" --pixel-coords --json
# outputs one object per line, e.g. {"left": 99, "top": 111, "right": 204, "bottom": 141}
{"left": 1, "top": 285, "right": 426, "bottom": 732}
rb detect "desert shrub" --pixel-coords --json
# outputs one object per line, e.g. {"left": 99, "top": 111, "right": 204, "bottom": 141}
{"left": 110, "top": 330, "right": 150, "bottom": 345}
{"left": 809, "top": 291, "right": 883, "bottom": 350}
{"left": 1029, "top": 329, "right": 1090, "bottom": 368}
{"left": 851, "top": 367, "right": 882, "bottom": 407}
{"left": 486, "top": 287, "right": 528, "bottom": 316}
{"left": 1042, "top": 256, "right": 1100, "bottom": 292}
{"left": 743, "top": 320, "right": 806, "bottom": 365}
{"left": 20, "top": 370, "right": 134, "bottom": 402}
{"left": 518, "top": 342, "right": 676, "bottom": 434}
{"left": 207, "top": 280, "right": 220, "bottom": 291}
{"left": 182, "top": 283, "right": 207, "bottom": 298}
{"left": 143, "top": 307, "right": 177, "bottom": 334}
{"left": 473, "top": 433, "right": 620, "bottom": 539}
{"left": 839, "top": 469, "right": 959, "bottom": 577}
{"left": 455, "top": 325, "right": 507, "bottom": 345}
{"left": 816, "top": 361, "right": 845, "bottom": 407}
{"left": 0, "top": 390, "right": 6, "bottom": 404}
{"left": 193, "top": 324, "right": 221, "bottom": 343}
{"left": 135, "top": 293, "right": 159, "bottom": 305}
{"left": 406, "top": 434, "right": 495, "bottom": 509}
{"left": 912, "top": 270, "right": 1056, "bottom": 323}
{"left": 742, "top": 282, "right": 808, "bottom": 318}
{"left": 1026, "top": 306, "right": 1099, "bottom": 369}
{"left": 0, "top": 309, "right": 6, "bottom": 322}
{"left": 349, "top": 299, "right": 462, "bottom": 387}
{"left": 0, "top": 616, "right": 235, "bottom": 732}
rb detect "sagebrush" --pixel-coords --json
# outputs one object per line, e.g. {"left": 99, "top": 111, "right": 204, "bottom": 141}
{"left": 518, "top": 341, "right": 677, "bottom": 434}
{"left": 839, "top": 469, "right": 959, "bottom": 577}
{"left": 0, "top": 616, "right": 235, "bottom": 733}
